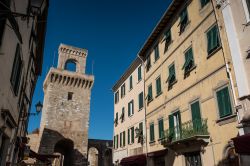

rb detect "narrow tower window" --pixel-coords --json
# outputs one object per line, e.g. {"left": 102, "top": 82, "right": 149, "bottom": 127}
{"left": 68, "top": 92, "right": 73, "bottom": 100}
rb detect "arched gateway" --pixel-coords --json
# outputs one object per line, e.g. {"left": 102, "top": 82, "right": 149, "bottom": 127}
{"left": 38, "top": 44, "right": 94, "bottom": 165}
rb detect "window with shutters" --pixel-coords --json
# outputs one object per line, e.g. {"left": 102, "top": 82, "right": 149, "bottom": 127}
{"left": 128, "top": 128, "right": 130, "bottom": 144}
{"left": 116, "top": 135, "right": 119, "bottom": 149}
{"left": 156, "top": 76, "right": 162, "bottom": 96}
{"left": 191, "top": 101, "right": 202, "bottom": 130}
{"left": 182, "top": 47, "right": 195, "bottom": 76}
{"left": 154, "top": 45, "right": 159, "bottom": 62}
{"left": 11, "top": 44, "right": 22, "bottom": 96}
{"left": 150, "top": 123, "right": 155, "bottom": 142}
{"left": 146, "top": 55, "right": 151, "bottom": 72}
{"left": 0, "top": 0, "right": 10, "bottom": 46}
{"left": 164, "top": 29, "right": 172, "bottom": 52}
{"left": 139, "top": 122, "right": 143, "bottom": 136}
{"left": 158, "top": 118, "right": 164, "bottom": 139}
{"left": 200, "top": 0, "right": 209, "bottom": 8}
{"left": 147, "top": 84, "right": 153, "bottom": 103}
{"left": 115, "top": 91, "right": 119, "bottom": 104}
{"left": 120, "top": 133, "right": 122, "bottom": 148}
{"left": 216, "top": 86, "right": 233, "bottom": 118}
{"left": 207, "top": 25, "right": 221, "bottom": 56}
{"left": 113, "top": 136, "right": 115, "bottom": 149}
{"left": 131, "top": 127, "right": 134, "bottom": 143}
{"left": 114, "top": 112, "right": 118, "bottom": 127}
{"left": 120, "top": 107, "right": 125, "bottom": 122}
{"left": 121, "top": 84, "right": 126, "bottom": 98}
{"left": 138, "top": 65, "right": 142, "bottom": 81}
{"left": 129, "top": 75, "right": 133, "bottom": 90}
{"left": 179, "top": 7, "right": 189, "bottom": 34}
{"left": 128, "top": 100, "right": 134, "bottom": 117}
{"left": 167, "top": 63, "right": 176, "bottom": 88}
{"left": 138, "top": 92, "right": 144, "bottom": 110}
{"left": 242, "top": 0, "right": 250, "bottom": 22}
{"left": 169, "top": 111, "right": 181, "bottom": 140}
{"left": 123, "top": 131, "right": 125, "bottom": 147}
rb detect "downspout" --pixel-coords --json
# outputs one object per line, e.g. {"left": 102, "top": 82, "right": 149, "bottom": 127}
{"left": 137, "top": 55, "right": 148, "bottom": 158}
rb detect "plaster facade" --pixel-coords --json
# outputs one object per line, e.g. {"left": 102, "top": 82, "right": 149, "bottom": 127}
{"left": 138, "top": 0, "right": 239, "bottom": 165}
{"left": 0, "top": 0, "right": 48, "bottom": 165}
{"left": 112, "top": 57, "right": 146, "bottom": 165}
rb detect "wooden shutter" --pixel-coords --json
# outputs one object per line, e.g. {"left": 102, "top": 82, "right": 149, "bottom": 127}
{"left": 123, "top": 131, "right": 125, "bottom": 146}
{"left": 154, "top": 45, "right": 159, "bottom": 61}
{"left": 130, "top": 76, "right": 133, "bottom": 89}
{"left": 150, "top": 123, "right": 155, "bottom": 141}
{"left": 128, "top": 102, "right": 131, "bottom": 117}
{"left": 131, "top": 127, "right": 134, "bottom": 143}
{"left": 191, "top": 101, "right": 202, "bottom": 130}
{"left": 169, "top": 114, "right": 174, "bottom": 137}
{"left": 120, "top": 133, "right": 122, "bottom": 147}
{"left": 158, "top": 119, "right": 164, "bottom": 138}
{"left": 139, "top": 122, "right": 143, "bottom": 135}
{"left": 217, "top": 87, "right": 232, "bottom": 118}
{"left": 128, "top": 129, "right": 130, "bottom": 144}
{"left": 156, "top": 77, "right": 161, "bottom": 95}
{"left": 139, "top": 92, "right": 143, "bottom": 109}
{"left": 138, "top": 66, "right": 142, "bottom": 81}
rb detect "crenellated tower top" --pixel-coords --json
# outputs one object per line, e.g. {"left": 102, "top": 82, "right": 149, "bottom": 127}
{"left": 57, "top": 43, "right": 88, "bottom": 74}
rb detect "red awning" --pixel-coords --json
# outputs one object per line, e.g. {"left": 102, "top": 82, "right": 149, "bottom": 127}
{"left": 29, "top": 150, "right": 60, "bottom": 162}
{"left": 232, "top": 133, "right": 250, "bottom": 155}
{"left": 120, "top": 154, "right": 146, "bottom": 166}
{"left": 147, "top": 149, "right": 168, "bottom": 157}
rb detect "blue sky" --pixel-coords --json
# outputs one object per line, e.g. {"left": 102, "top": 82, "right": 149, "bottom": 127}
{"left": 28, "top": 0, "right": 171, "bottom": 140}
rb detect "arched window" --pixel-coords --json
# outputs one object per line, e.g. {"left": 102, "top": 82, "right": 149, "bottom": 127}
{"left": 65, "top": 59, "right": 77, "bottom": 72}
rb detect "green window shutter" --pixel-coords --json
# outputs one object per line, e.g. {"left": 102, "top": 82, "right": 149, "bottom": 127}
{"left": 120, "top": 133, "right": 122, "bottom": 147}
{"left": 128, "top": 102, "right": 131, "bottom": 117}
{"left": 113, "top": 136, "right": 115, "bottom": 148}
{"left": 156, "top": 77, "right": 162, "bottom": 95}
{"left": 217, "top": 87, "right": 232, "bottom": 118}
{"left": 168, "top": 114, "right": 174, "bottom": 137}
{"left": 158, "top": 119, "right": 164, "bottom": 139}
{"left": 191, "top": 101, "right": 202, "bottom": 130}
{"left": 180, "top": 8, "right": 187, "bottom": 23}
{"left": 123, "top": 131, "right": 125, "bottom": 146}
{"left": 128, "top": 129, "right": 130, "bottom": 144}
{"left": 131, "top": 127, "right": 134, "bottom": 143}
{"left": 201, "top": 0, "right": 209, "bottom": 8}
{"left": 130, "top": 76, "right": 133, "bottom": 89}
{"left": 146, "top": 56, "right": 151, "bottom": 71}
{"left": 132, "top": 100, "right": 134, "bottom": 115}
{"left": 139, "top": 122, "right": 143, "bottom": 135}
{"left": 247, "top": 0, "right": 250, "bottom": 15}
{"left": 150, "top": 123, "right": 155, "bottom": 142}
{"left": 182, "top": 48, "right": 194, "bottom": 71}
{"left": 154, "top": 45, "right": 159, "bottom": 61}
{"left": 167, "top": 64, "right": 176, "bottom": 84}
{"left": 138, "top": 66, "right": 142, "bottom": 81}
{"left": 148, "top": 85, "right": 153, "bottom": 101}
{"left": 139, "top": 92, "right": 144, "bottom": 109}
{"left": 207, "top": 25, "right": 220, "bottom": 54}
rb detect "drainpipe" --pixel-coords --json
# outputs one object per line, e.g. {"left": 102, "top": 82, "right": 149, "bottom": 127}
{"left": 137, "top": 55, "right": 148, "bottom": 159}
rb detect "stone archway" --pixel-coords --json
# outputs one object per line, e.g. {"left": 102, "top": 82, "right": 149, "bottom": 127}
{"left": 54, "top": 139, "right": 74, "bottom": 166}
{"left": 88, "top": 147, "right": 99, "bottom": 166}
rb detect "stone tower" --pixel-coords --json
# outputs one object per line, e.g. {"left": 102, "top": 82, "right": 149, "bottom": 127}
{"left": 38, "top": 44, "right": 94, "bottom": 165}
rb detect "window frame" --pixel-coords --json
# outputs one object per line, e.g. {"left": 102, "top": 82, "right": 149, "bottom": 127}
{"left": 242, "top": 0, "right": 250, "bottom": 23}
{"left": 149, "top": 123, "right": 155, "bottom": 142}
{"left": 138, "top": 92, "right": 144, "bottom": 110}
{"left": 115, "top": 90, "right": 119, "bottom": 104}
{"left": 167, "top": 63, "right": 176, "bottom": 87}
{"left": 154, "top": 45, "right": 160, "bottom": 62}
{"left": 206, "top": 24, "right": 221, "bottom": 56}
{"left": 129, "top": 75, "right": 133, "bottom": 90}
{"left": 155, "top": 76, "right": 162, "bottom": 97}
{"left": 10, "top": 44, "right": 23, "bottom": 96}
{"left": 179, "top": 7, "right": 189, "bottom": 35}
{"left": 164, "top": 29, "right": 172, "bottom": 53}
{"left": 182, "top": 47, "right": 195, "bottom": 76}
{"left": 215, "top": 86, "right": 234, "bottom": 119}
{"left": 158, "top": 118, "right": 164, "bottom": 139}
{"left": 121, "top": 84, "right": 126, "bottom": 98}
{"left": 128, "top": 100, "right": 134, "bottom": 117}
{"left": 146, "top": 55, "right": 151, "bottom": 72}
{"left": 147, "top": 84, "right": 153, "bottom": 103}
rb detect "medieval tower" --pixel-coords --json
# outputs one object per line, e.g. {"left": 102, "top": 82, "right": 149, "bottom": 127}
{"left": 38, "top": 43, "right": 94, "bottom": 165}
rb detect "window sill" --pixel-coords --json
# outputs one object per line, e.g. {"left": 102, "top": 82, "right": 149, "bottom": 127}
{"left": 137, "top": 79, "right": 142, "bottom": 84}
{"left": 138, "top": 107, "right": 144, "bottom": 112}
{"left": 216, "top": 114, "right": 237, "bottom": 126}
{"left": 155, "top": 91, "right": 163, "bottom": 98}
{"left": 147, "top": 98, "right": 153, "bottom": 105}
{"left": 149, "top": 141, "right": 155, "bottom": 145}
{"left": 207, "top": 46, "right": 221, "bottom": 59}
{"left": 184, "top": 65, "right": 196, "bottom": 79}
{"left": 129, "top": 88, "right": 133, "bottom": 92}
{"left": 129, "top": 114, "right": 134, "bottom": 118}
{"left": 167, "top": 80, "right": 177, "bottom": 90}
{"left": 158, "top": 137, "right": 164, "bottom": 142}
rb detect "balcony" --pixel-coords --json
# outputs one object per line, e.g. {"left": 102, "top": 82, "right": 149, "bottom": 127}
{"left": 161, "top": 119, "right": 210, "bottom": 152}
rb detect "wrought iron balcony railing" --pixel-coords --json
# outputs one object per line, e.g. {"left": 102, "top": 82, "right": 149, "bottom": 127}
{"left": 162, "top": 118, "right": 209, "bottom": 144}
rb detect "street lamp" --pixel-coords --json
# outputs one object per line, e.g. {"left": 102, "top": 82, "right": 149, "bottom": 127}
{"left": 28, "top": 101, "right": 43, "bottom": 116}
